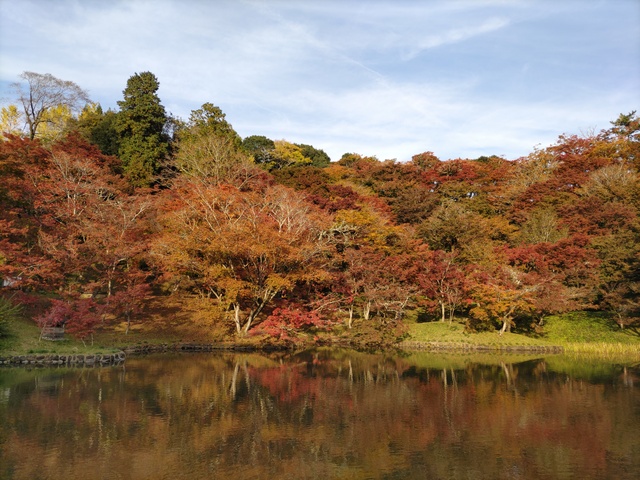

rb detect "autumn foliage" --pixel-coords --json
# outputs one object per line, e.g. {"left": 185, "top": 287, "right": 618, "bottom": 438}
{"left": 2, "top": 83, "right": 639, "bottom": 343}
{"left": 250, "top": 306, "right": 332, "bottom": 345}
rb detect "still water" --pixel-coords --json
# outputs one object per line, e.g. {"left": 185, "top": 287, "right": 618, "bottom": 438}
{"left": 0, "top": 349, "right": 638, "bottom": 479}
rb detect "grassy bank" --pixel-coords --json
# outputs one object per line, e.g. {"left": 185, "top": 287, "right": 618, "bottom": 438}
{"left": 542, "top": 312, "right": 640, "bottom": 362}
{"left": 0, "top": 317, "right": 125, "bottom": 356}
{"left": 405, "top": 312, "right": 640, "bottom": 362}
{"left": 407, "top": 321, "right": 553, "bottom": 348}
{"left": 1, "top": 307, "right": 638, "bottom": 362}
{"left": 0, "top": 295, "right": 231, "bottom": 357}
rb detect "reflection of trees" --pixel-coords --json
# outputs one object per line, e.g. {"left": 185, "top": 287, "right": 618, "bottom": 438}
{"left": 1, "top": 352, "right": 638, "bottom": 479}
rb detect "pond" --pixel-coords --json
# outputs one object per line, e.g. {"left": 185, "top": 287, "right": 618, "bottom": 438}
{"left": 0, "top": 349, "right": 638, "bottom": 479}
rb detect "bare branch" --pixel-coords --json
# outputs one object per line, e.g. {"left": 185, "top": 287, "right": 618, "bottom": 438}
{"left": 11, "top": 71, "right": 91, "bottom": 139}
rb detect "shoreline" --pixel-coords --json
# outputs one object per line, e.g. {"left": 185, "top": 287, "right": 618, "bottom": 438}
{"left": 398, "top": 340, "right": 565, "bottom": 354}
{"left": 0, "top": 340, "right": 568, "bottom": 367}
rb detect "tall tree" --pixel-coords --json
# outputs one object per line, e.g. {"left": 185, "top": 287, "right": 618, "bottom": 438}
{"left": 154, "top": 182, "right": 328, "bottom": 335}
{"left": 116, "top": 72, "right": 169, "bottom": 186}
{"left": 0, "top": 132, "right": 151, "bottom": 303}
{"left": 11, "top": 71, "right": 90, "bottom": 140}
{"left": 185, "top": 102, "right": 241, "bottom": 145}
{"left": 174, "top": 103, "right": 252, "bottom": 185}
{"left": 469, "top": 278, "right": 536, "bottom": 334}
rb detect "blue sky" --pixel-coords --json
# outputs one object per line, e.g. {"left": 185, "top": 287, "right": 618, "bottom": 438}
{"left": 1, "top": 0, "right": 638, "bottom": 161}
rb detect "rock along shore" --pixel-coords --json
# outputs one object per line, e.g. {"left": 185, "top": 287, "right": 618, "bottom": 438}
{"left": 0, "top": 352, "right": 127, "bottom": 367}
{"left": 399, "top": 340, "right": 564, "bottom": 353}
{"left": 0, "top": 341, "right": 565, "bottom": 368}
{"left": 0, "top": 342, "right": 274, "bottom": 368}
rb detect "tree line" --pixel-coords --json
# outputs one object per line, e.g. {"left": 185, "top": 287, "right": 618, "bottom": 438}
{"left": 1, "top": 71, "right": 638, "bottom": 344}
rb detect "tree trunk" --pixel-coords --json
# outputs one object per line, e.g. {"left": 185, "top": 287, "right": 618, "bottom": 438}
{"left": 440, "top": 301, "right": 446, "bottom": 322}
{"left": 240, "top": 288, "right": 279, "bottom": 335}
{"left": 363, "top": 300, "right": 371, "bottom": 321}
{"left": 233, "top": 304, "right": 242, "bottom": 335}
{"left": 243, "top": 301, "right": 266, "bottom": 335}
{"left": 499, "top": 317, "right": 511, "bottom": 335}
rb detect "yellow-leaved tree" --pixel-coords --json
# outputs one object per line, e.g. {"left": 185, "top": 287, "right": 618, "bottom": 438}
{"left": 0, "top": 105, "right": 22, "bottom": 136}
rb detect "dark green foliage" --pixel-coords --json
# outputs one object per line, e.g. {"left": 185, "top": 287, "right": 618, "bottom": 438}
{"left": 609, "top": 110, "right": 639, "bottom": 139}
{"left": 242, "top": 137, "right": 330, "bottom": 168}
{"left": 297, "top": 143, "right": 331, "bottom": 167}
{"left": 118, "top": 134, "right": 167, "bottom": 186}
{"left": 76, "top": 105, "right": 121, "bottom": 156}
{"left": 116, "top": 72, "right": 169, "bottom": 186}
{"left": 242, "top": 135, "right": 276, "bottom": 164}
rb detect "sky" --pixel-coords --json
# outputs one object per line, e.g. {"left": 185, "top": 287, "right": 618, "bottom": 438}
{"left": 0, "top": 0, "right": 639, "bottom": 162}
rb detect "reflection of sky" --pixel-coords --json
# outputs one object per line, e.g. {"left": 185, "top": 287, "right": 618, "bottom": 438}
{"left": 1, "top": 0, "right": 638, "bottom": 161}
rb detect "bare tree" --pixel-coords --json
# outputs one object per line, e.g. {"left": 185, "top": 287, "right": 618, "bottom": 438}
{"left": 12, "top": 71, "right": 90, "bottom": 139}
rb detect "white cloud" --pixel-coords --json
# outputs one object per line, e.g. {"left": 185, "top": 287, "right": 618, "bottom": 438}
{"left": 403, "top": 17, "right": 511, "bottom": 60}
{"left": 0, "top": 0, "right": 638, "bottom": 162}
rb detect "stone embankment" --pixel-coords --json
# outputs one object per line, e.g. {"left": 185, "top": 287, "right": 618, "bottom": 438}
{"left": 0, "top": 341, "right": 566, "bottom": 367}
{"left": 0, "top": 352, "right": 126, "bottom": 367}
{"left": 0, "top": 343, "right": 261, "bottom": 368}
{"left": 400, "top": 341, "right": 564, "bottom": 353}
{"left": 120, "top": 343, "right": 256, "bottom": 355}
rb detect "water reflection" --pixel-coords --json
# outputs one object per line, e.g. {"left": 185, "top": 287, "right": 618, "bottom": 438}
{"left": 0, "top": 350, "right": 638, "bottom": 479}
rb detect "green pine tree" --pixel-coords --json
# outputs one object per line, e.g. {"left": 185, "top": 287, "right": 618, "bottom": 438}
{"left": 116, "top": 72, "right": 169, "bottom": 186}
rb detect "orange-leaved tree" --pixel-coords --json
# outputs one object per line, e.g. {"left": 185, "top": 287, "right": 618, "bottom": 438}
{"left": 155, "top": 181, "right": 330, "bottom": 335}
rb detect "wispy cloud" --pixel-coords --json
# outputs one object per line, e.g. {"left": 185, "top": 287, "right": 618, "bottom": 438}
{"left": 0, "top": 0, "right": 638, "bottom": 161}
{"left": 402, "top": 17, "right": 511, "bottom": 60}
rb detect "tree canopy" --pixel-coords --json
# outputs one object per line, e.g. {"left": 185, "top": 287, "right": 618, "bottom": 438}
{"left": 1, "top": 70, "right": 639, "bottom": 343}
{"left": 115, "top": 71, "right": 169, "bottom": 186}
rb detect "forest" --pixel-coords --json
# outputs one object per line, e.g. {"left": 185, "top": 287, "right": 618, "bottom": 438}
{"left": 1, "top": 71, "right": 639, "bottom": 347}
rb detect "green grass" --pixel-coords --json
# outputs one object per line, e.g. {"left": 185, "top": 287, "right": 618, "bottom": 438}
{"left": 542, "top": 312, "right": 640, "bottom": 362}
{"left": 0, "top": 293, "right": 224, "bottom": 357}
{"left": 407, "top": 320, "right": 554, "bottom": 347}
{"left": 542, "top": 311, "right": 638, "bottom": 344}
{"left": 0, "top": 317, "right": 124, "bottom": 356}
{"left": 0, "top": 316, "right": 186, "bottom": 356}
{"left": 406, "top": 312, "right": 640, "bottom": 362}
